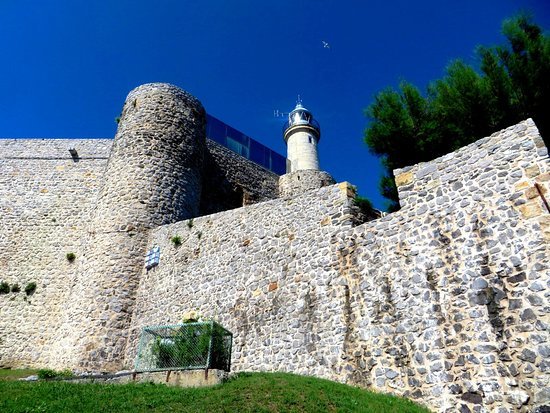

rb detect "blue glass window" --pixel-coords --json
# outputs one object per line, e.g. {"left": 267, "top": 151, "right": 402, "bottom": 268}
{"left": 206, "top": 114, "right": 286, "bottom": 175}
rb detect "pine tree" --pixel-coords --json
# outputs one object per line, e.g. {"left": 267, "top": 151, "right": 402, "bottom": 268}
{"left": 364, "top": 14, "right": 549, "bottom": 210}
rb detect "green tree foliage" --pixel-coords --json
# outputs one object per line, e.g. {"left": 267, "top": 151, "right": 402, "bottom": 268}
{"left": 365, "top": 14, "right": 550, "bottom": 211}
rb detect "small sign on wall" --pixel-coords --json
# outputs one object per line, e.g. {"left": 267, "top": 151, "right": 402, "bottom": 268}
{"left": 145, "top": 246, "right": 160, "bottom": 270}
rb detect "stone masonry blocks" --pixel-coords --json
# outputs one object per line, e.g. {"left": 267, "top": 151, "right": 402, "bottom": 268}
{"left": 0, "top": 139, "right": 111, "bottom": 368}
{"left": 1, "top": 83, "right": 548, "bottom": 413}
{"left": 278, "top": 170, "right": 335, "bottom": 198}
{"left": 127, "top": 119, "right": 549, "bottom": 412}
{"left": 95, "top": 82, "right": 206, "bottom": 228}
{"left": 56, "top": 83, "right": 207, "bottom": 370}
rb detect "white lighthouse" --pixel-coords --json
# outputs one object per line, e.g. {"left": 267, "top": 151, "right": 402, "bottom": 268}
{"left": 279, "top": 99, "right": 334, "bottom": 198}
{"left": 283, "top": 100, "right": 321, "bottom": 172}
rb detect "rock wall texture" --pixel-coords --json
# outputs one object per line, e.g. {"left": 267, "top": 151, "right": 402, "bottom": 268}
{"left": 0, "top": 80, "right": 548, "bottom": 413}
{"left": 336, "top": 119, "right": 549, "bottom": 412}
{"left": 0, "top": 84, "right": 280, "bottom": 370}
{"left": 0, "top": 138, "right": 111, "bottom": 367}
{"left": 201, "top": 140, "right": 279, "bottom": 215}
{"left": 126, "top": 119, "right": 548, "bottom": 412}
{"left": 278, "top": 169, "right": 335, "bottom": 198}
{"left": 125, "top": 182, "right": 357, "bottom": 376}
{"left": 53, "top": 83, "right": 208, "bottom": 371}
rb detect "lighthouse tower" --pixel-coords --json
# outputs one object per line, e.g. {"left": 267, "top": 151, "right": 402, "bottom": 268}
{"left": 283, "top": 100, "right": 321, "bottom": 172}
{"left": 279, "top": 99, "right": 335, "bottom": 197}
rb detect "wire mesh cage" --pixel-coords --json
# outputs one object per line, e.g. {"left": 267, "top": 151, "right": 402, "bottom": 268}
{"left": 135, "top": 321, "right": 233, "bottom": 372}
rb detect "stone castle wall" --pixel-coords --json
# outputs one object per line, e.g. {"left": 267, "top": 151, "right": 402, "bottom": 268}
{"left": 201, "top": 140, "right": 279, "bottom": 215}
{"left": 125, "top": 120, "right": 548, "bottom": 412}
{"left": 125, "top": 182, "right": 357, "bottom": 376}
{"left": 0, "top": 85, "right": 280, "bottom": 370}
{"left": 0, "top": 80, "right": 548, "bottom": 413}
{"left": 0, "top": 138, "right": 111, "bottom": 366}
{"left": 52, "top": 83, "right": 208, "bottom": 371}
{"left": 334, "top": 119, "right": 549, "bottom": 411}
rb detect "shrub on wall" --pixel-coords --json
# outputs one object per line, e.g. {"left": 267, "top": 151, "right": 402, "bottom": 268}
{"left": 354, "top": 196, "right": 375, "bottom": 216}
{"left": 24, "top": 282, "right": 37, "bottom": 296}
{"left": 171, "top": 235, "right": 182, "bottom": 247}
{"left": 66, "top": 252, "right": 76, "bottom": 262}
{"left": 0, "top": 282, "right": 9, "bottom": 294}
{"left": 10, "top": 284, "right": 20, "bottom": 293}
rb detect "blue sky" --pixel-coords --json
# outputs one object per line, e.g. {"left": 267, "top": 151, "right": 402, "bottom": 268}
{"left": 1, "top": 0, "right": 549, "bottom": 209}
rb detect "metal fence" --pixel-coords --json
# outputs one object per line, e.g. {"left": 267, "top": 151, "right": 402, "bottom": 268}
{"left": 135, "top": 321, "right": 232, "bottom": 373}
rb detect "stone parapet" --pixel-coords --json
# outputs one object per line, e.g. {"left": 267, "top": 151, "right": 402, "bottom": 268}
{"left": 0, "top": 138, "right": 112, "bottom": 159}
{"left": 394, "top": 118, "right": 548, "bottom": 212}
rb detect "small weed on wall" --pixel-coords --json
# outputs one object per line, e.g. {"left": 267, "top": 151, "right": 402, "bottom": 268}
{"left": 0, "top": 282, "right": 9, "bottom": 294}
{"left": 24, "top": 282, "right": 37, "bottom": 296}
{"left": 66, "top": 252, "right": 76, "bottom": 262}
{"left": 171, "top": 235, "right": 182, "bottom": 247}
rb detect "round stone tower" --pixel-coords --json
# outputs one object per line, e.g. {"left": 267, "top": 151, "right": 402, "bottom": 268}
{"left": 283, "top": 101, "right": 321, "bottom": 172}
{"left": 279, "top": 100, "right": 335, "bottom": 197}
{"left": 93, "top": 83, "right": 205, "bottom": 225}
{"left": 58, "top": 83, "right": 206, "bottom": 371}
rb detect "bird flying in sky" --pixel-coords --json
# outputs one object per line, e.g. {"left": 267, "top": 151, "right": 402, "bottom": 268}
{"left": 322, "top": 40, "right": 331, "bottom": 49}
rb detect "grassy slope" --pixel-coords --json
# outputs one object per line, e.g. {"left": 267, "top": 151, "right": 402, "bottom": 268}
{"left": 0, "top": 369, "right": 38, "bottom": 381}
{"left": 0, "top": 371, "right": 431, "bottom": 413}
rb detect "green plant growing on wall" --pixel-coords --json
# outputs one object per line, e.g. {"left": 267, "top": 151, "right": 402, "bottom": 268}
{"left": 11, "top": 284, "right": 20, "bottom": 293}
{"left": 187, "top": 219, "right": 194, "bottom": 229}
{"left": 0, "top": 282, "right": 9, "bottom": 294}
{"left": 197, "top": 231, "right": 202, "bottom": 240}
{"left": 171, "top": 235, "right": 182, "bottom": 247}
{"left": 66, "top": 252, "right": 76, "bottom": 262}
{"left": 353, "top": 196, "right": 375, "bottom": 216}
{"left": 24, "top": 282, "right": 37, "bottom": 296}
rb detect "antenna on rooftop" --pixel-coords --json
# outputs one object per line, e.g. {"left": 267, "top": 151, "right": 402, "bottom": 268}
{"left": 273, "top": 109, "right": 289, "bottom": 118}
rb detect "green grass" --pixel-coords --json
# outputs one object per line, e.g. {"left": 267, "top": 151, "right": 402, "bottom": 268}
{"left": 0, "top": 369, "right": 38, "bottom": 381}
{"left": 0, "top": 371, "right": 431, "bottom": 413}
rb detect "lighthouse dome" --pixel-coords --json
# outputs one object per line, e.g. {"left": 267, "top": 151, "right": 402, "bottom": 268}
{"left": 283, "top": 102, "right": 320, "bottom": 142}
